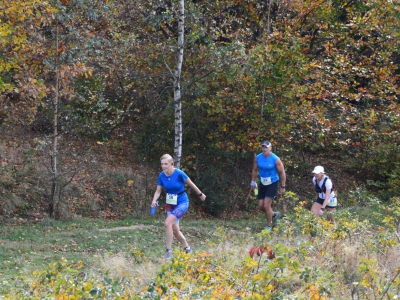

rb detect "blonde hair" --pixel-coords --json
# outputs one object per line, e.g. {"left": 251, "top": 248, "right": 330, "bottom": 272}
{"left": 160, "top": 154, "right": 174, "bottom": 164}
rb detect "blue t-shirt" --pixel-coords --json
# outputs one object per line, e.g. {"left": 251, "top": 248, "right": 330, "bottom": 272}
{"left": 256, "top": 152, "right": 280, "bottom": 185}
{"left": 157, "top": 169, "right": 189, "bottom": 204}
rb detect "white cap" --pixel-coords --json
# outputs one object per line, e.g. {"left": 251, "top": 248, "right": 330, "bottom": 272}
{"left": 312, "top": 166, "right": 325, "bottom": 174}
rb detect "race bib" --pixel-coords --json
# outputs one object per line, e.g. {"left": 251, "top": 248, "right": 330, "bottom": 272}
{"left": 166, "top": 193, "right": 178, "bottom": 205}
{"left": 327, "top": 196, "right": 337, "bottom": 206}
{"left": 261, "top": 177, "right": 272, "bottom": 185}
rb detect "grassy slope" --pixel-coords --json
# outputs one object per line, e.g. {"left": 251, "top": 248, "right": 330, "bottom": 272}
{"left": 0, "top": 213, "right": 263, "bottom": 278}
{"left": 1, "top": 202, "right": 399, "bottom": 298}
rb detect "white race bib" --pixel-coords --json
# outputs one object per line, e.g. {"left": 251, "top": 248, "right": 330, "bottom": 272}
{"left": 261, "top": 177, "right": 272, "bottom": 185}
{"left": 166, "top": 193, "right": 178, "bottom": 205}
{"left": 327, "top": 196, "right": 337, "bottom": 206}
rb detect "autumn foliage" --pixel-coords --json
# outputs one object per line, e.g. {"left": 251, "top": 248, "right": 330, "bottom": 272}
{"left": 0, "top": 1, "right": 399, "bottom": 298}
{"left": 0, "top": 0, "right": 399, "bottom": 216}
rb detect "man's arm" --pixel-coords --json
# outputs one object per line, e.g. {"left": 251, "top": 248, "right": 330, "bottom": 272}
{"left": 276, "top": 158, "right": 286, "bottom": 192}
{"left": 251, "top": 156, "right": 258, "bottom": 189}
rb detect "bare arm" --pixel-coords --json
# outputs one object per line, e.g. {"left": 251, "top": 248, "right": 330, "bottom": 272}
{"left": 276, "top": 158, "right": 286, "bottom": 194}
{"left": 151, "top": 185, "right": 163, "bottom": 207}
{"left": 185, "top": 178, "right": 206, "bottom": 201}
{"left": 322, "top": 188, "right": 331, "bottom": 209}
{"left": 251, "top": 156, "right": 258, "bottom": 190}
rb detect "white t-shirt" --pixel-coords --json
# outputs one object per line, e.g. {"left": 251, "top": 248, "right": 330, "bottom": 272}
{"left": 313, "top": 175, "right": 337, "bottom": 205}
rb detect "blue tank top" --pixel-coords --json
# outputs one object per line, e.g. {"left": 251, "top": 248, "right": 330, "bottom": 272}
{"left": 256, "top": 152, "right": 279, "bottom": 185}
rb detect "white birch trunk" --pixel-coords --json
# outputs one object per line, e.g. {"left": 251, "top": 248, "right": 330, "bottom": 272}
{"left": 173, "top": 0, "right": 184, "bottom": 168}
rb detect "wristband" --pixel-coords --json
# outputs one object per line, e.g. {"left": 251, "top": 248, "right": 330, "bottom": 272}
{"left": 321, "top": 207, "right": 325, "bottom": 211}
{"left": 198, "top": 192, "right": 203, "bottom": 196}
{"left": 250, "top": 181, "right": 257, "bottom": 187}
{"left": 281, "top": 186, "right": 286, "bottom": 188}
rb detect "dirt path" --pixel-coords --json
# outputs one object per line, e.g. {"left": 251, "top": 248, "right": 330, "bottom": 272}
{"left": 99, "top": 224, "right": 156, "bottom": 232}
{"left": 98, "top": 224, "right": 204, "bottom": 232}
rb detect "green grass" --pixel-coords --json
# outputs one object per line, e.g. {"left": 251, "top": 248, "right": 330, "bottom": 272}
{"left": 0, "top": 214, "right": 264, "bottom": 284}
{"left": 0, "top": 204, "right": 388, "bottom": 285}
{"left": 1, "top": 201, "right": 398, "bottom": 299}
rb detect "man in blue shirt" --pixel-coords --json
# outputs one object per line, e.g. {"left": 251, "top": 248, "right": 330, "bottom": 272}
{"left": 250, "top": 141, "right": 286, "bottom": 231}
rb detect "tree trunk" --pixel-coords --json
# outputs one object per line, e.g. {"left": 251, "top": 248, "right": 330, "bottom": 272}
{"left": 173, "top": 0, "right": 184, "bottom": 168}
{"left": 49, "top": 22, "right": 60, "bottom": 218}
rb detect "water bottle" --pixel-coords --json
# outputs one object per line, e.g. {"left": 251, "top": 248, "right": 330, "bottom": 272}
{"left": 150, "top": 201, "right": 158, "bottom": 215}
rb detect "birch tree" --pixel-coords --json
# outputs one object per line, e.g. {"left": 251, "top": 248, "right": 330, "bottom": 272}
{"left": 172, "top": 0, "right": 184, "bottom": 168}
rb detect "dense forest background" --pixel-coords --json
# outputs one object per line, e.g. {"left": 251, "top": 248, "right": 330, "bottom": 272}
{"left": 0, "top": 0, "right": 399, "bottom": 220}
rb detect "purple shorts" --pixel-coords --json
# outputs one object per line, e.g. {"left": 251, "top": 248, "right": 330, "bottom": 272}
{"left": 166, "top": 201, "right": 189, "bottom": 223}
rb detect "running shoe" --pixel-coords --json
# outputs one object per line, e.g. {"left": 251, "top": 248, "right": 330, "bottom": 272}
{"left": 272, "top": 211, "right": 281, "bottom": 225}
{"left": 264, "top": 225, "right": 272, "bottom": 232}
{"left": 163, "top": 249, "right": 172, "bottom": 259}
{"left": 184, "top": 246, "right": 193, "bottom": 254}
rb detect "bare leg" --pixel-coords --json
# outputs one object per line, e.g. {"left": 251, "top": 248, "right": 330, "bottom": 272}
{"left": 172, "top": 222, "right": 189, "bottom": 248}
{"left": 311, "top": 202, "right": 322, "bottom": 216}
{"left": 164, "top": 214, "right": 177, "bottom": 249}
{"left": 326, "top": 208, "right": 336, "bottom": 224}
{"left": 258, "top": 197, "right": 274, "bottom": 226}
